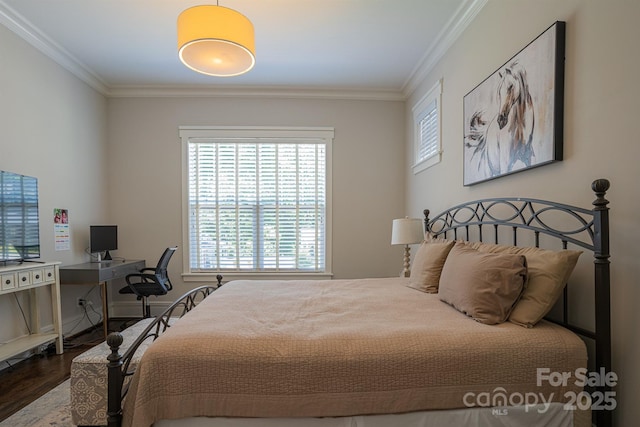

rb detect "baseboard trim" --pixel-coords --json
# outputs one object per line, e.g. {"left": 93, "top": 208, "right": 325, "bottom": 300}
{"left": 109, "top": 301, "right": 174, "bottom": 319}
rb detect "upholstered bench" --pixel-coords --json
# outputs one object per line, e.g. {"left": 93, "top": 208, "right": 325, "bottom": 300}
{"left": 70, "top": 318, "right": 160, "bottom": 426}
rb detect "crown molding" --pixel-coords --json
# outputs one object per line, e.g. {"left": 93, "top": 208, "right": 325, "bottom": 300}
{"left": 0, "top": 1, "right": 110, "bottom": 95}
{"left": 402, "top": 0, "right": 488, "bottom": 98}
{"left": 105, "top": 85, "right": 406, "bottom": 101}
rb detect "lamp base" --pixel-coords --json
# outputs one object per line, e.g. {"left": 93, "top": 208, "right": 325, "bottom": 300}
{"left": 399, "top": 245, "right": 411, "bottom": 278}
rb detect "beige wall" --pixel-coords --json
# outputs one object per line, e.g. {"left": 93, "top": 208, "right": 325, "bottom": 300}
{"left": 0, "top": 24, "right": 108, "bottom": 341}
{"left": 105, "top": 96, "right": 406, "bottom": 313}
{"left": 405, "top": 1, "right": 639, "bottom": 425}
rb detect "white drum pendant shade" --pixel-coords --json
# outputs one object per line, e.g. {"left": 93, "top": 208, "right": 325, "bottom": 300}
{"left": 178, "top": 5, "right": 255, "bottom": 77}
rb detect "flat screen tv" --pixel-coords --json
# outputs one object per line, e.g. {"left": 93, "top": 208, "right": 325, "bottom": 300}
{"left": 90, "top": 225, "right": 117, "bottom": 261}
{"left": 0, "top": 170, "right": 40, "bottom": 263}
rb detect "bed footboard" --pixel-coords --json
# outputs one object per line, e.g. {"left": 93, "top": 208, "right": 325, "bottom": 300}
{"left": 106, "top": 280, "right": 221, "bottom": 427}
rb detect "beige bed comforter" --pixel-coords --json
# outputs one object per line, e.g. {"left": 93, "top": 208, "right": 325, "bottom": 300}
{"left": 122, "top": 278, "right": 587, "bottom": 427}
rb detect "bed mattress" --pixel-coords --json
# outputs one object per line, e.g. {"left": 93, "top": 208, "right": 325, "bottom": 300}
{"left": 122, "top": 278, "right": 587, "bottom": 427}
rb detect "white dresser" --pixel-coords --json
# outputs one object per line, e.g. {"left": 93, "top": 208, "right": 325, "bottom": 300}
{"left": 0, "top": 261, "right": 63, "bottom": 362}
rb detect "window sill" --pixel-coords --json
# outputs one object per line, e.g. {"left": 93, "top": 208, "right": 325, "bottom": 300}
{"left": 182, "top": 272, "right": 334, "bottom": 282}
{"left": 413, "top": 152, "right": 442, "bottom": 174}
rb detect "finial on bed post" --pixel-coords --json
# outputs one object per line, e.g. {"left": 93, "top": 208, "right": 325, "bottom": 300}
{"left": 591, "top": 178, "right": 611, "bottom": 259}
{"left": 107, "top": 332, "right": 124, "bottom": 427}
{"left": 423, "top": 209, "right": 430, "bottom": 234}
{"left": 592, "top": 178, "right": 610, "bottom": 207}
{"left": 591, "top": 178, "right": 612, "bottom": 427}
{"left": 591, "top": 178, "right": 610, "bottom": 259}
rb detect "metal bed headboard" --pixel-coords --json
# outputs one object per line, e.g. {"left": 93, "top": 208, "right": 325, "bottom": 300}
{"left": 423, "top": 178, "right": 611, "bottom": 427}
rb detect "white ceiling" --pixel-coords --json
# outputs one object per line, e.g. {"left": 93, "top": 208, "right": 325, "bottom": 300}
{"left": 0, "top": 0, "right": 485, "bottom": 98}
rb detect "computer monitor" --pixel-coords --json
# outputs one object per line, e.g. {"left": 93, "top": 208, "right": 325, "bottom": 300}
{"left": 90, "top": 225, "right": 117, "bottom": 261}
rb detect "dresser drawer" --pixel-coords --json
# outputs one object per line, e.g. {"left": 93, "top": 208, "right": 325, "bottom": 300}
{"left": 17, "top": 271, "right": 32, "bottom": 288}
{"left": 31, "top": 268, "right": 45, "bottom": 284}
{"left": 43, "top": 266, "right": 56, "bottom": 283}
{"left": 1, "top": 273, "right": 16, "bottom": 291}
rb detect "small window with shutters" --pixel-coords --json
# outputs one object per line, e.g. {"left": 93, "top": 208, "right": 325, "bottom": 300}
{"left": 412, "top": 80, "right": 442, "bottom": 174}
{"left": 180, "top": 126, "right": 333, "bottom": 279}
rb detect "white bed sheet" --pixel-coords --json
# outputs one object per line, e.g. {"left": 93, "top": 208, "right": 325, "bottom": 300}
{"left": 155, "top": 403, "right": 583, "bottom": 427}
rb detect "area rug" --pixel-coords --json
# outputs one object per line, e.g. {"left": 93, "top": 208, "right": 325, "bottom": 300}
{"left": 0, "top": 379, "right": 74, "bottom": 427}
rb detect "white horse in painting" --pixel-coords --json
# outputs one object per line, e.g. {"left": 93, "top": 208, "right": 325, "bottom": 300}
{"left": 465, "top": 61, "right": 535, "bottom": 178}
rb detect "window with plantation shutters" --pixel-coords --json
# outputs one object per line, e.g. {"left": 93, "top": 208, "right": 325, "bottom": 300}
{"left": 180, "top": 127, "right": 333, "bottom": 279}
{"left": 413, "top": 80, "right": 442, "bottom": 174}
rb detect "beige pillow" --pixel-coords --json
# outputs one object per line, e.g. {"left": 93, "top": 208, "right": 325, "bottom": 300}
{"left": 471, "top": 242, "right": 582, "bottom": 327}
{"left": 438, "top": 243, "right": 527, "bottom": 325}
{"left": 407, "top": 240, "right": 455, "bottom": 293}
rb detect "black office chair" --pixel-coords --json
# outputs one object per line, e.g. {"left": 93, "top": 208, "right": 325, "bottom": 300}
{"left": 119, "top": 246, "right": 177, "bottom": 318}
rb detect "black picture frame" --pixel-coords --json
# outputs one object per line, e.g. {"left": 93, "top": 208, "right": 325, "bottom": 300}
{"left": 463, "top": 21, "right": 565, "bottom": 186}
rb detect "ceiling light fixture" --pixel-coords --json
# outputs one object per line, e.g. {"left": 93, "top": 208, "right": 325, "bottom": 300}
{"left": 177, "top": 3, "right": 255, "bottom": 77}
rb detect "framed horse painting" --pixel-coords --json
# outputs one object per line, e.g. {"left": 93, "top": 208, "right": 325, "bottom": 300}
{"left": 463, "top": 21, "right": 565, "bottom": 186}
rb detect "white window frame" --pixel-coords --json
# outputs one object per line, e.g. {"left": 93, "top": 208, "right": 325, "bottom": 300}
{"left": 179, "top": 126, "right": 334, "bottom": 282}
{"left": 412, "top": 80, "right": 443, "bottom": 174}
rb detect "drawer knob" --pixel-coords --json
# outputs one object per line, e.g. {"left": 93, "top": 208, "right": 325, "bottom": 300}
{"left": 5, "top": 279, "right": 10, "bottom": 285}
{"left": 21, "top": 276, "right": 27, "bottom": 282}
{"left": 35, "top": 274, "right": 40, "bottom": 279}
{"left": 47, "top": 272, "right": 52, "bottom": 277}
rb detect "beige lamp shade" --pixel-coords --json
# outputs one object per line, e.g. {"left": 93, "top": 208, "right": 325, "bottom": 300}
{"left": 391, "top": 218, "right": 424, "bottom": 245}
{"left": 391, "top": 217, "right": 424, "bottom": 277}
{"left": 178, "top": 5, "right": 256, "bottom": 77}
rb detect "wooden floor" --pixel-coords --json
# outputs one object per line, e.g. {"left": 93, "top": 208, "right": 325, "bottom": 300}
{"left": 0, "top": 318, "right": 136, "bottom": 422}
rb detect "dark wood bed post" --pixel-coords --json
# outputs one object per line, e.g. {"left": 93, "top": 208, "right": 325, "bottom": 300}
{"left": 107, "top": 332, "right": 125, "bottom": 427}
{"left": 592, "top": 178, "right": 612, "bottom": 427}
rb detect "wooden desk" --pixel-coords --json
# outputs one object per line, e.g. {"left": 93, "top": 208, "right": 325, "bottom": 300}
{"left": 59, "top": 259, "right": 145, "bottom": 338}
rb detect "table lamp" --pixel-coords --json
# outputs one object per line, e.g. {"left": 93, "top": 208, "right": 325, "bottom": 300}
{"left": 391, "top": 217, "right": 424, "bottom": 277}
